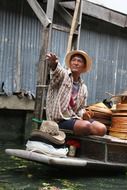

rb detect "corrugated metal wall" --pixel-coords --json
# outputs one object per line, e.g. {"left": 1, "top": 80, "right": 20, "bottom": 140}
{"left": 0, "top": 0, "right": 127, "bottom": 105}
{"left": 79, "top": 16, "right": 127, "bottom": 104}
{"left": 0, "top": 0, "right": 42, "bottom": 96}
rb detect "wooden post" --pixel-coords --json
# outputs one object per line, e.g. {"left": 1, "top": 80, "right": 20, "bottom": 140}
{"left": 34, "top": 27, "right": 50, "bottom": 128}
{"left": 33, "top": 0, "right": 55, "bottom": 129}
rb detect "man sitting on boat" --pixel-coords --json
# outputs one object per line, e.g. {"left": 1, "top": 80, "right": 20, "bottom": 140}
{"left": 46, "top": 50, "right": 107, "bottom": 136}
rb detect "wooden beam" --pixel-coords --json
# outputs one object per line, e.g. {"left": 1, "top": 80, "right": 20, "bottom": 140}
{"left": 55, "top": 0, "right": 73, "bottom": 26}
{"left": 26, "top": 0, "right": 51, "bottom": 27}
{"left": 83, "top": 1, "right": 127, "bottom": 28}
{"left": 52, "top": 23, "right": 72, "bottom": 33}
{"left": 59, "top": 1, "right": 127, "bottom": 28}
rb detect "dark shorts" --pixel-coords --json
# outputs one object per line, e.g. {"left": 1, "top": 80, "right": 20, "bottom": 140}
{"left": 58, "top": 118, "right": 94, "bottom": 131}
{"left": 58, "top": 119, "right": 76, "bottom": 130}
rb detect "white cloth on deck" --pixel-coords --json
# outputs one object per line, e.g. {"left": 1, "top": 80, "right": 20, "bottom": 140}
{"left": 26, "top": 140, "right": 68, "bottom": 158}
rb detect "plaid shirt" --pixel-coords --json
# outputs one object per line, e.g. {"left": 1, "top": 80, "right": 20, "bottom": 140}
{"left": 46, "top": 63, "right": 88, "bottom": 122}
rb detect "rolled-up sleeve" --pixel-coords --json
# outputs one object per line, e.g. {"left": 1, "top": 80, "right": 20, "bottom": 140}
{"left": 50, "top": 63, "right": 66, "bottom": 87}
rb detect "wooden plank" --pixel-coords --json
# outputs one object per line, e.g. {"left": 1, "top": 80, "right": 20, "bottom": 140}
{"left": 26, "top": 0, "right": 51, "bottom": 27}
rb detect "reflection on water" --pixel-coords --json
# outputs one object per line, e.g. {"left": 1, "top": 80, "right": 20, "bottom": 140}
{"left": 1, "top": 143, "right": 127, "bottom": 190}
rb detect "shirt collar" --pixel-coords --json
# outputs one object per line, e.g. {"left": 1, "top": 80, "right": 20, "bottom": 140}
{"left": 67, "top": 68, "right": 84, "bottom": 84}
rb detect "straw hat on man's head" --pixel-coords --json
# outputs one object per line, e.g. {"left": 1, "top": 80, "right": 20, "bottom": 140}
{"left": 31, "top": 121, "right": 66, "bottom": 145}
{"left": 65, "top": 50, "right": 92, "bottom": 73}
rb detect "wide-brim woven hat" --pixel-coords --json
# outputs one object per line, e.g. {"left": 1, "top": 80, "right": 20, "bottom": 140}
{"left": 31, "top": 121, "right": 66, "bottom": 145}
{"left": 65, "top": 50, "right": 92, "bottom": 72}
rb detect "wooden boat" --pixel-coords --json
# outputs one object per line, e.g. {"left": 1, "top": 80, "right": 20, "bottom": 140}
{"left": 5, "top": 133, "right": 127, "bottom": 171}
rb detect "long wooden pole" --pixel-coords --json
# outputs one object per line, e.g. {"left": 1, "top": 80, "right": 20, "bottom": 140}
{"left": 66, "top": 0, "right": 81, "bottom": 53}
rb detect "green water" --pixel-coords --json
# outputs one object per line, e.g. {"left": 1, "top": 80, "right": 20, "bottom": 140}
{"left": 1, "top": 143, "right": 127, "bottom": 190}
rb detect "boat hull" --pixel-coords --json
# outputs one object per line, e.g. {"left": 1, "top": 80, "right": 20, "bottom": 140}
{"left": 5, "top": 135, "right": 127, "bottom": 171}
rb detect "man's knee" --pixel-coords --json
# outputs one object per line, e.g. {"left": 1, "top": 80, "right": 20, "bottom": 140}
{"left": 73, "top": 120, "right": 107, "bottom": 136}
{"left": 74, "top": 120, "right": 91, "bottom": 135}
{"left": 91, "top": 121, "right": 107, "bottom": 136}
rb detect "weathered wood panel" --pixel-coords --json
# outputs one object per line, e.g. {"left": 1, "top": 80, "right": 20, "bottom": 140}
{"left": 0, "top": 95, "right": 34, "bottom": 110}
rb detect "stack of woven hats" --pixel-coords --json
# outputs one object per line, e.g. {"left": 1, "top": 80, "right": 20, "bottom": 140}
{"left": 109, "top": 91, "right": 127, "bottom": 139}
{"left": 86, "top": 102, "right": 112, "bottom": 131}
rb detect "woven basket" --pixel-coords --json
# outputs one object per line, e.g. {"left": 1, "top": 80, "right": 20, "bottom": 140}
{"left": 109, "top": 103, "right": 127, "bottom": 139}
{"left": 116, "top": 103, "right": 127, "bottom": 110}
{"left": 109, "top": 131, "right": 127, "bottom": 140}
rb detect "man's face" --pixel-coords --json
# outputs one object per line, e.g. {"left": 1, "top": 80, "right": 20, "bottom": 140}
{"left": 70, "top": 54, "right": 86, "bottom": 74}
